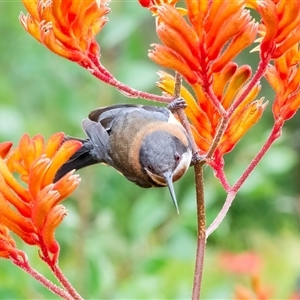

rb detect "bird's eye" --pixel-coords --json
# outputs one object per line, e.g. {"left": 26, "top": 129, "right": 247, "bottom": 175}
{"left": 147, "top": 165, "right": 153, "bottom": 171}
{"left": 174, "top": 153, "right": 181, "bottom": 162}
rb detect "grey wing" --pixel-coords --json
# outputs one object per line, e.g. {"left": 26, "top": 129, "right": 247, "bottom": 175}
{"left": 88, "top": 104, "right": 171, "bottom": 131}
{"left": 81, "top": 118, "right": 110, "bottom": 162}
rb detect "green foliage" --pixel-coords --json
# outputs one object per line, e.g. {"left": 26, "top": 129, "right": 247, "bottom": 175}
{"left": 0, "top": 2, "right": 300, "bottom": 299}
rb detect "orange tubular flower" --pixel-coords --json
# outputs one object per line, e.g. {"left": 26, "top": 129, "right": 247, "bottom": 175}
{"left": 0, "top": 225, "right": 27, "bottom": 262}
{"left": 249, "top": 0, "right": 300, "bottom": 59}
{"left": 19, "top": 0, "right": 110, "bottom": 64}
{"left": 143, "top": 0, "right": 265, "bottom": 161}
{"left": 0, "top": 133, "right": 81, "bottom": 264}
{"left": 266, "top": 44, "right": 300, "bottom": 124}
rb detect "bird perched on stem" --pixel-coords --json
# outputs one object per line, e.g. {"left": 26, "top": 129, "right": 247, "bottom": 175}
{"left": 55, "top": 101, "right": 192, "bottom": 213}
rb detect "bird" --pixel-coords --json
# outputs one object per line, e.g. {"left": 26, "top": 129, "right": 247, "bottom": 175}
{"left": 55, "top": 103, "right": 192, "bottom": 213}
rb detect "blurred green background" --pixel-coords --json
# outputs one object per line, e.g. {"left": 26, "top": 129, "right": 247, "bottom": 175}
{"left": 1, "top": 2, "right": 300, "bottom": 299}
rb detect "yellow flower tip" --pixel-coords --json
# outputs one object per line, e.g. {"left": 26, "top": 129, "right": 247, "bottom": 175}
{"left": 19, "top": 12, "right": 41, "bottom": 42}
{"left": 217, "top": 98, "right": 268, "bottom": 157}
{"left": 250, "top": 45, "right": 261, "bottom": 53}
{"left": 53, "top": 171, "right": 81, "bottom": 201}
{"left": 19, "top": 12, "right": 28, "bottom": 29}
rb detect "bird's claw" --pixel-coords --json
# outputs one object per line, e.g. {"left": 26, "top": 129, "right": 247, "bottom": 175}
{"left": 167, "top": 97, "right": 187, "bottom": 112}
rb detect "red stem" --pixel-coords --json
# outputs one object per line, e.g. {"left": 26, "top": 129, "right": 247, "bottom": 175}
{"left": 206, "top": 122, "right": 282, "bottom": 236}
{"left": 82, "top": 58, "right": 173, "bottom": 103}
{"left": 39, "top": 238, "right": 83, "bottom": 300}
{"left": 212, "top": 165, "right": 231, "bottom": 191}
{"left": 12, "top": 259, "right": 73, "bottom": 300}
{"left": 205, "top": 85, "right": 227, "bottom": 117}
{"left": 231, "top": 123, "right": 281, "bottom": 192}
{"left": 199, "top": 44, "right": 227, "bottom": 118}
{"left": 51, "top": 265, "right": 84, "bottom": 300}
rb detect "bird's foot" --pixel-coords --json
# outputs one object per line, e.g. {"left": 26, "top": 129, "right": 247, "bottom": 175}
{"left": 167, "top": 97, "right": 187, "bottom": 112}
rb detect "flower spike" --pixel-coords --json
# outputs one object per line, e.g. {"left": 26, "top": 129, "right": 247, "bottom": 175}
{"left": 0, "top": 133, "right": 81, "bottom": 264}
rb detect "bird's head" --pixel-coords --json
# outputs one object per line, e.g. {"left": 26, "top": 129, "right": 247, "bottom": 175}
{"left": 139, "top": 130, "right": 192, "bottom": 213}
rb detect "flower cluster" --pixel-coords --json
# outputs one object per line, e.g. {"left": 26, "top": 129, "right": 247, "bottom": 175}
{"left": 19, "top": 0, "right": 110, "bottom": 65}
{"left": 0, "top": 133, "right": 81, "bottom": 266}
{"left": 139, "top": 0, "right": 300, "bottom": 164}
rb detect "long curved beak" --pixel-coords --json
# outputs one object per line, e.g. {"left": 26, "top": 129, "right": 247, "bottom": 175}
{"left": 163, "top": 171, "right": 180, "bottom": 214}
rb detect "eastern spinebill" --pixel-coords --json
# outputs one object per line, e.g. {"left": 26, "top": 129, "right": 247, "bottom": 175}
{"left": 55, "top": 104, "right": 192, "bottom": 213}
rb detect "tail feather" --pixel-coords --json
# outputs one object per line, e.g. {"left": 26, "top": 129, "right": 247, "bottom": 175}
{"left": 55, "top": 119, "right": 110, "bottom": 182}
{"left": 54, "top": 142, "right": 98, "bottom": 182}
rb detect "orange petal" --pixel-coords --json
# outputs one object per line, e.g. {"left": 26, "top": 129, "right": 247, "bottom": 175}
{"left": 283, "top": 66, "right": 300, "bottom": 99}
{"left": 0, "top": 173, "right": 31, "bottom": 218}
{"left": 231, "top": 83, "right": 262, "bottom": 120}
{"left": 276, "top": 93, "right": 300, "bottom": 122}
{"left": 40, "top": 23, "right": 87, "bottom": 62}
{"left": 21, "top": 0, "right": 40, "bottom": 21}
{"left": 222, "top": 65, "right": 252, "bottom": 109}
{"left": 31, "top": 185, "right": 60, "bottom": 230}
{"left": 255, "top": 0, "right": 278, "bottom": 58}
{"left": 191, "top": 125, "right": 211, "bottom": 153}
{"left": 19, "top": 13, "right": 41, "bottom": 42}
{"left": 205, "top": 0, "right": 245, "bottom": 47}
{"left": 0, "top": 195, "right": 36, "bottom": 245}
{"left": 42, "top": 139, "right": 82, "bottom": 186}
{"left": 156, "top": 23, "right": 200, "bottom": 72}
{"left": 28, "top": 157, "right": 51, "bottom": 200}
{"left": 276, "top": 0, "right": 300, "bottom": 44}
{"left": 186, "top": 0, "right": 208, "bottom": 37}
{"left": 0, "top": 159, "right": 30, "bottom": 203}
{"left": 0, "top": 225, "right": 16, "bottom": 248}
{"left": 53, "top": 171, "right": 81, "bottom": 202}
{"left": 44, "top": 132, "right": 65, "bottom": 158}
{"left": 208, "top": 10, "right": 253, "bottom": 61}
{"left": 42, "top": 205, "right": 67, "bottom": 254}
{"left": 156, "top": 4, "right": 199, "bottom": 56}
{"left": 32, "top": 134, "right": 45, "bottom": 158}
{"left": 213, "top": 63, "right": 238, "bottom": 100}
{"left": 21, "top": 139, "right": 37, "bottom": 173}
{"left": 265, "top": 65, "right": 285, "bottom": 96}
{"left": 6, "top": 147, "right": 22, "bottom": 172}
{"left": 192, "top": 83, "right": 215, "bottom": 121}
{"left": 149, "top": 44, "right": 199, "bottom": 84}
{"left": 273, "top": 25, "right": 300, "bottom": 58}
{"left": 0, "top": 142, "right": 12, "bottom": 159}
{"left": 217, "top": 99, "right": 267, "bottom": 156}
{"left": 211, "top": 21, "right": 257, "bottom": 73}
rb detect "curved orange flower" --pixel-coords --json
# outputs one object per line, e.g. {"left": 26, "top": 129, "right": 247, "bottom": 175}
{"left": 248, "top": 0, "right": 300, "bottom": 59}
{"left": 266, "top": 44, "right": 300, "bottom": 124}
{"left": 19, "top": 0, "right": 110, "bottom": 64}
{"left": 0, "top": 133, "right": 81, "bottom": 265}
{"left": 0, "top": 225, "right": 27, "bottom": 262}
